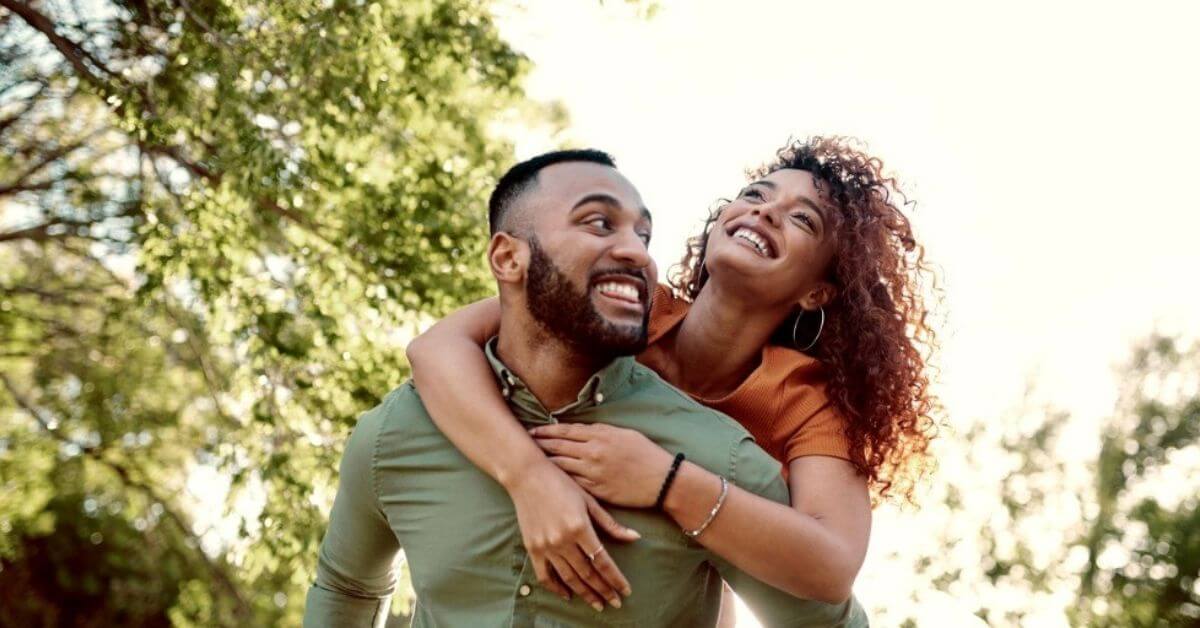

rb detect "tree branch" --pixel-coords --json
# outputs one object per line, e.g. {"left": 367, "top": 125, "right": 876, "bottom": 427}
{"left": 0, "top": 372, "right": 252, "bottom": 620}
{"left": 0, "top": 0, "right": 121, "bottom": 89}
{"left": 0, "top": 79, "right": 46, "bottom": 137}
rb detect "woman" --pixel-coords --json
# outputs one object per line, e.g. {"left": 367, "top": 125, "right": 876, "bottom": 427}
{"left": 406, "top": 136, "right": 940, "bottom": 615}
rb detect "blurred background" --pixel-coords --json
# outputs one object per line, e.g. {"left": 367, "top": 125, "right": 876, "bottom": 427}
{"left": 1, "top": 0, "right": 1197, "bottom": 626}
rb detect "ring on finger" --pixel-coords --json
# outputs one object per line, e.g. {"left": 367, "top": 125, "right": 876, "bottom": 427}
{"left": 585, "top": 545, "right": 605, "bottom": 561}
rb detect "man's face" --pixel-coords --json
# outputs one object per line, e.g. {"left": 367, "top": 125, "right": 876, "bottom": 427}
{"left": 520, "top": 162, "right": 654, "bottom": 358}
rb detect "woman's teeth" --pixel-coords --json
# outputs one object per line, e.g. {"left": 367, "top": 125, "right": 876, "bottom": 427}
{"left": 733, "top": 228, "right": 770, "bottom": 257}
{"left": 595, "top": 282, "right": 640, "bottom": 302}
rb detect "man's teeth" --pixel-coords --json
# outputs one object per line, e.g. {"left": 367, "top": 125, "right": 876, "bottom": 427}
{"left": 595, "top": 282, "right": 640, "bottom": 302}
{"left": 734, "top": 228, "right": 770, "bottom": 257}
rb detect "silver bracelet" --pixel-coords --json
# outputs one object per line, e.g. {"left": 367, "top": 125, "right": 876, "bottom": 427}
{"left": 683, "top": 476, "right": 728, "bottom": 538}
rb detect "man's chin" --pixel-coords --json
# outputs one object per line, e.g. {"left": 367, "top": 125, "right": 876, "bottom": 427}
{"left": 574, "top": 321, "right": 648, "bottom": 357}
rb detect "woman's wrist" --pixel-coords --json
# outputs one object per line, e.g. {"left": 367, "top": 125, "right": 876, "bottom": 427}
{"left": 496, "top": 443, "right": 554, "bottom": 491}
{"left": 662, "top": 462, "right": 724, "bottom": 529}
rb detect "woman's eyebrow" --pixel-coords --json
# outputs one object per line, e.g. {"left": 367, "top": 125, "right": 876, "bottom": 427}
{"left": 750, "top": 180, "right": 827, "bottom": 224}
{"left": 796, "top": 197, "right": 828, "bottom": 226}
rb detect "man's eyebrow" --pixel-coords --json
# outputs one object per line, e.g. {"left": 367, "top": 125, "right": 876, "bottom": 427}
{"left": 571, "top": 194, "right": 652, "bottom": 223}
{"left": 571, "top": 193, "right": 622, "bottom": 210}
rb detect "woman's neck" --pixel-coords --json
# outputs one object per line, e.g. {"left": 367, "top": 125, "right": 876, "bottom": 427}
{"left": 667, "top": 281, "right": 791, "bottom": 399}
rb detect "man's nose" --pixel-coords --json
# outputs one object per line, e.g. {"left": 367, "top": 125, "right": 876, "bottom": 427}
{"left": 610, "top": 229, "right": 651, "bottom": 269}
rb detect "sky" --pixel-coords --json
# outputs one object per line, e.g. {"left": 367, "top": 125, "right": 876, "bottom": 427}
{"left": 494, "top": 1, "right": 1200, "bottom": 624}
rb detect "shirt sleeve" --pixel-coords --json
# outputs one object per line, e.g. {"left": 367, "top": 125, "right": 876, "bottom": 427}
{"left": 712, "top": 438, "right": 869, "bottom": 627}
{"left": 303, "top": 397, "right": 401, "bottom": 628}
{"left": 781, "top": 400, "right": 853, "bottom": 464}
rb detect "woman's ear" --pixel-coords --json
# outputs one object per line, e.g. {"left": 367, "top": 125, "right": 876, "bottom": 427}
{"left": 488, "top": 232, "right": 527, "bottom": 285}
{"left": 799, "top": 281, "right": 837, "bottom": 311}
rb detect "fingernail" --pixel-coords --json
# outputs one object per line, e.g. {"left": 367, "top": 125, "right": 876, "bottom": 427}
{"left": 610, "top": 598, "right": 622, "bottom": 609}
{"left": 622, "top": 587, "right": 632, "bottom": 597}
{"left": 629, "top": 529, "right": 641, "bottom": 539}
{"left": 592, "top": 602, "right": 604, "bottom": 612}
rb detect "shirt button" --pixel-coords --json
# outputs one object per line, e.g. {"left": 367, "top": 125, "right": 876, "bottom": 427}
{"left": 594, "top": 392, "right": 604, "bottom": 404}
{"left": 518, "top": 584, "right": 532, "bottom": 597}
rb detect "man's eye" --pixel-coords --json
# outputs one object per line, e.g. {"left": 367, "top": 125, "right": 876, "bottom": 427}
{"left": 585, "top": 217, "right": 611, "bottom": 229}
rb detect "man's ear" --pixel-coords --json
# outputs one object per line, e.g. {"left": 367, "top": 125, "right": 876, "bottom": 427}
{"left": 798, "top": 281, "right": 836, "bottom": 311}
{"left": 488, "top": 232, "right": 528, "bottom": 285}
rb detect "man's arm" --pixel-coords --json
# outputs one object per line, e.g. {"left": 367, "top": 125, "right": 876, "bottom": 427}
{"left": 709, "top": 439, "right": 869, "bottom": 628}
{"left": 304, "top": 397, "right": 401, "bottom": 628}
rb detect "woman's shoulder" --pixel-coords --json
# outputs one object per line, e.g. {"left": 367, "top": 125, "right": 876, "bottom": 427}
{"left": 647, "top": 283, "right": 690, "bottom": 344}
{"left": 757, "top": 346, "right": 853, "bottom": 464}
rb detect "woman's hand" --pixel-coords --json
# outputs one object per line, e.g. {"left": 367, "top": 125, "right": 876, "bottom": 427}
{"left": 505, "top": 457, "right": 640, "bottom": 610}
{"left": 530, "top": 423, "right": 676, "bottom": 508}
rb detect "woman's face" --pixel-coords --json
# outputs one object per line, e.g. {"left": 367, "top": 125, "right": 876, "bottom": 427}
{"left": 703, "top": 168, "right": 838, "bottom": 310}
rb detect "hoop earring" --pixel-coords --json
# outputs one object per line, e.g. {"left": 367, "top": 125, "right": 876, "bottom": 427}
{"left": 791, "top": 306, "right": 825, "bottom": 352}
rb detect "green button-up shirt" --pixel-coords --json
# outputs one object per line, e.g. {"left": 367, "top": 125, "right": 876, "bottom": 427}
{"left": 304, "top": 339, "right": 868, "bottom": 627}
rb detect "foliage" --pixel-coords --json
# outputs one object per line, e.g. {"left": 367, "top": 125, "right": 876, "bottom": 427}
{"left": 0, "top": 0, "right": 554, "bottom": 624}
{"left": 889, "top": 335, "right": 1200, "bottom": 627}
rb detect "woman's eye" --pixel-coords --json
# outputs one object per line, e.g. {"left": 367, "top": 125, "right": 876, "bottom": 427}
{"left": 791, "top": 213, "right": 815, "bottom": 230}
{"left": 742, "top": 188, "right": 764, "bottom": 200}
{"left": 637, "top": 232, "right": 651, "bottom": 244}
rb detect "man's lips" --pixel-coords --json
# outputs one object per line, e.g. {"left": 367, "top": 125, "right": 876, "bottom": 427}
{"left": 590, "top": 273, "right": 648, "bottom": 307}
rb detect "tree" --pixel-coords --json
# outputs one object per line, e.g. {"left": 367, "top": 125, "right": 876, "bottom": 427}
{"left": 0, "top": 0, "right": 553, "bottom": 624}
{"left": 882, "top": 335, "right": 1200, "bottom": 627}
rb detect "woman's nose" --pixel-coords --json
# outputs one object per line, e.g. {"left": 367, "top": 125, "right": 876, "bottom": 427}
{"left": 751, "top": 206, "right": 781, "bottom": 227}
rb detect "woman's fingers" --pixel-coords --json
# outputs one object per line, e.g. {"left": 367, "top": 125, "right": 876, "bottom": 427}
{"left": 532, "top": 556, "right": 571, "bottom": 600}
{"left": 548, "top": 456, "right": 589, "bottom": 476}
{"left": 579, "top": 539, "right": 632, "bottom": 599}
{"left": 529, "top": 422, "right": 599, "bottom": 441}
{"left": 534, "top": 436, "right": 588, "bottom": 458}
{"left": 564, "top": 544, "right": 624, "bottom": 610}
{"left": 547, "top": 553, "right": 608, "bottom": 612}
{"left": 584, "top": 493, "right": 641, "bottom": 543}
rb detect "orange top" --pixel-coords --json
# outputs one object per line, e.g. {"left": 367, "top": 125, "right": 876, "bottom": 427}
{"left": 636, "top": 284, "right": 852, "bottom": 466}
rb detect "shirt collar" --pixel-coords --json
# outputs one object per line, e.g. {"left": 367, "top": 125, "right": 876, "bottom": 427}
{"left": 483, "top": 336, "right": 636, "bottom": 424}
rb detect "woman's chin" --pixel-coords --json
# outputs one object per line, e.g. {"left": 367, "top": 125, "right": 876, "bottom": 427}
{"left": 704, "top": 258, "right": 780, "bottom": 300}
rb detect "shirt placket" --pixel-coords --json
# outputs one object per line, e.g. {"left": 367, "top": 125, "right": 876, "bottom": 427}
{"left": 510, "top": 543, "right": 539, "bottom": 628}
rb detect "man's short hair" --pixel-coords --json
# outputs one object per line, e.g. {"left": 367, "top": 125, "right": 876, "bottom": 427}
{"left": 488, "top": 149, "right": 616, "bottom": 234}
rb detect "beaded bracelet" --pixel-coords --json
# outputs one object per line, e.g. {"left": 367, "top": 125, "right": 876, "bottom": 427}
{"left": 654, "top": 452, "right": 686, "bottom": 510}
{"left": 683, "top": 476, "right": 728, "bottom": 539}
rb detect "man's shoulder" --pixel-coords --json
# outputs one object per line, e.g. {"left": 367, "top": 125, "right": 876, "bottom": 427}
{"left": 625, "top": 363, "right": 787, "bottom": 498}
{"left": 626, "top": 363, "right": 752, "bottom": 438}
{"left": 354, "top": 381, "right": 435, "bottom": 439}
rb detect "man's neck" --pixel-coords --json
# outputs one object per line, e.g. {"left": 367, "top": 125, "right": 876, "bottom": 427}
{"left": 669, "top": 280, "right": 792, "bottom": 398}
{"left": 495, "top": 313, "right": 609, "bottom": 412}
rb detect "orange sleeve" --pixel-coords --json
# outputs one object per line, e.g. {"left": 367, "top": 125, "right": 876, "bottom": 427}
{"left": 646, "top": 283, "right": 688, "bottom": 344}
{"left": 780, "top": 390, "right": 853, "bottom": 464}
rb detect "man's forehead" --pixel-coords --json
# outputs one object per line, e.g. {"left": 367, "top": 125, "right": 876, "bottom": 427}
{"left": 537, "top": 161, "right": 640, "bottom": 202}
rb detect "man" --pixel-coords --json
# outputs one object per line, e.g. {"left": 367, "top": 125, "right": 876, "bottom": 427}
{"left": 304, "top": 150, "right": 866, "bottom": 626}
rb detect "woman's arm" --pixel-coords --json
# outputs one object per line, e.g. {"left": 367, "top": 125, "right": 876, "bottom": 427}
{"left": 665, "top": 455, "right": 870, "bottom": 604}
{"left": 530, "top": 423, "right": 870, "bottom": 603}
{"left": 405, "top": 299, "right": 637, "bottom": 610}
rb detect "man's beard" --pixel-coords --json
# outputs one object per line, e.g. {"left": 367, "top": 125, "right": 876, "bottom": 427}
{"left": 525, "top": 236, "right": 650, "bottom": 360}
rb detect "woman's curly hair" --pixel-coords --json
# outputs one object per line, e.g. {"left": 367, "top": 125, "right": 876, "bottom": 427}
{"left": 669, "top": 136, "right": 942, "bottom": 504}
